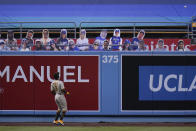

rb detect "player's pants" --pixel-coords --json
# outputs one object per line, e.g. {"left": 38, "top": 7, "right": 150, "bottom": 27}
{"left": 55, "top": 94, "right": 67, "bottom": 111}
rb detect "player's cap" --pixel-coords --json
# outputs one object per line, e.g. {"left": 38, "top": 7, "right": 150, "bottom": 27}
{"left": 124, "top": 39, "right": 131, "bottom": 45}
{"left": 158, "top": 39, "right": 164, "bottom": 43}
{"left": 35, "top": 39, "right": 41, "bottom": 43}
{"left": 178, "top": 39, "right": 184, "bottom": 44}
{"left": 80, "top": 29, "right": 86, "bottom": 35}
{"left": 69, "top": 39, "right": 75, "bottom": 45}
{"left": 28, "top": 30, "right": 34, "bottom": 34}
{"left": 61, "top": 29, "right": 67, "bottom": 34}
{"left": 93, "top": 40, "right": 99, "bottom": 45}
{"left": 131, "top": 37, "right": 138, "bottom": 44}
{"left": 115, "top": 29, "right": 120, "bottom": 33}
{"left": 158, "top": 39, "right": 164, "bottom": 42}
{"left": 22, "top": 38, "right": 28, "bottom": 43}
{"left": 139, "top": 29, "right": 145, "bottom": 34}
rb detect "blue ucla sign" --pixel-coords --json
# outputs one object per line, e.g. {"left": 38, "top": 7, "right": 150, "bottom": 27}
{"left": 139, "top": 66, "right": 196, "bottom": 101}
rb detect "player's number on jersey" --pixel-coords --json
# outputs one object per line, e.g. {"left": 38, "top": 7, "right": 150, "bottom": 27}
{"left": 102, "top": 55, "right": 118, "bottom": 63}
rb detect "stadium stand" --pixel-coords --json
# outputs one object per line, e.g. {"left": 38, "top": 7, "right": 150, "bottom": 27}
{"left": 0, "top": 0, "right": 196, "bottom": 51}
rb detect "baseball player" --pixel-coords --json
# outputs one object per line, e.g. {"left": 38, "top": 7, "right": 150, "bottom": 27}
{"left": 95, "top": 29, "right": 107, "bottom": 50}
{"left": 24, "top": 30, "right": 34, "bottom": 50}
{"left": 130, "top": 30, "right": 145, "bottom": 50}
{"left": 5, "top": 30, "right": 18, "bottom": 51}
{"left": 40, "top": 29, "right": 52, "bottom": 46}
{"left": 76, "top": 29, "right": 89, "bottom": 51}
{"left": 56, "top": 29, "right": 69, "bottom": 51}
{"left": 51, "top": 72, "right": 68, "bottom": 125}
{"left": 109, "top": 29, "right": 122, "bottom": 51}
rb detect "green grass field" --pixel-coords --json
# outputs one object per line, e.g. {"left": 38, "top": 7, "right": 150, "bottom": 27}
{"left": 0, "top": 126, "right": 196, "bottom": 131}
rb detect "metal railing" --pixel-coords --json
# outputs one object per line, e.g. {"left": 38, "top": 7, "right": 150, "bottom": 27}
{"left": 191, "top": 16, "right": 196, "bottom": 39}
{"left": 0, "top": 21, "right": 192, "bottom": 39}
{"left": 80, "top": 21, "right": 191, "bottom": 38}
{"left": 0, "top": 22, "right": 77, "bottom": 39}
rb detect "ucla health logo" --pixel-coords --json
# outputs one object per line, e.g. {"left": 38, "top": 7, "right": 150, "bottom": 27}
{"left": 149, "top": 74, "right": 196, "bottom": 92}
{"left": 139, "top": 66, "right": 196, "bottom": 101}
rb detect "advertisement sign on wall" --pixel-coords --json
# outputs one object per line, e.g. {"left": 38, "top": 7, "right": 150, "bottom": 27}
{"left": 139, "top": 66, "right": 196, "bottom": 101}
{"left": 0, "top": 56, "right": 99, "bottom": 111}
{"left": 122, "top": 55, "right": 196, "bottom": 110}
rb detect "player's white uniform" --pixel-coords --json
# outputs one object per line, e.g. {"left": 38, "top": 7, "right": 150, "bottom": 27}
{"left": 76, "top": 29, "right": 89, "bottom": 51}
{"left": 51, "top": 80, "right": 67, "bottom": 111}
{"left": 76, "top": 37, "right": 89, "bottom": 51}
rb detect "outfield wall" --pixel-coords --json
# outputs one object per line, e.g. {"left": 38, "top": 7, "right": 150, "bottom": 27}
{"left": 0, "top": 51, "right": 196, "bottom": 116}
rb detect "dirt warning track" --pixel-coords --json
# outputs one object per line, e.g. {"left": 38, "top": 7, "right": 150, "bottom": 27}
{"left": 0, "top": 122, "right": 196, "bottom": 127}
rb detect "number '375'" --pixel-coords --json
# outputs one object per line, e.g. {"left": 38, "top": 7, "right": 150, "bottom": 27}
{"left": 102, "top": 55, "right": 119, "bottom": 63}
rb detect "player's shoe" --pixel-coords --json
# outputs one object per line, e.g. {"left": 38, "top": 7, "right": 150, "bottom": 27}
{"left": 53, "top": 120, "right": 58, "bottom": 124}
{"left": 58, "top": 120, "right": 64, "bottom": 126}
